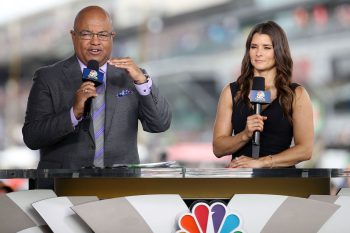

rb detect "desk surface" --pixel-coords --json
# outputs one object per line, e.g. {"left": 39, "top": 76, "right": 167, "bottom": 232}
{"left": 1, "top": 168, "right": 349, "bottom": 179}
{"left": 1, "top": 168, "right": 348, "bottom": 198}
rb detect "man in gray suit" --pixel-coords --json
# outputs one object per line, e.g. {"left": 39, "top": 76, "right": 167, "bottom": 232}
{"left": 22, "top": 6, "right": 171, "bottom": 172}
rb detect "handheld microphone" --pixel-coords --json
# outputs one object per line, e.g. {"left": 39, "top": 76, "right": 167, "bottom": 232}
{"left": 249, "top": 76, "right": 271, "bottom": 158}
{"left": 82, "top": 60, "right": 104, "bottom": 119}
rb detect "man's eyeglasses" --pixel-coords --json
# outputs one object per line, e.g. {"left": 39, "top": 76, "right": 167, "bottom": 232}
{"left": 71, "top": 30, "right": 115, "bottom": 41}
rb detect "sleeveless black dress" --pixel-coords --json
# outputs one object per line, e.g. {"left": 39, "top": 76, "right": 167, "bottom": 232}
{"left": 230, "top": 82, "right": 299, "bottom": 161}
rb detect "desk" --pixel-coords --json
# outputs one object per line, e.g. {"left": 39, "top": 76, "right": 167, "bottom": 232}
{"left": 1, "top": 168, "right": 349, "bottom": 199}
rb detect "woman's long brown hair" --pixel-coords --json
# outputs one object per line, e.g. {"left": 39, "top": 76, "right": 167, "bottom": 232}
{"left": 236, "top": 21, "right": 295, "bottom": 123}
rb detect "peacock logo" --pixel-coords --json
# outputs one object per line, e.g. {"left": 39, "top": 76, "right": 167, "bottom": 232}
{"left": 177, "top": 202, "right": 244, "bottom": 233}
{"left": 88, "top": 70, "right": 98, "bottom": 80}
{"left": 256, "top": 90, "right": 265, "bottom": 101}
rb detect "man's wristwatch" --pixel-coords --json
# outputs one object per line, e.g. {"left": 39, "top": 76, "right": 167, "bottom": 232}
{"left": 135, "top": 68, "right": 150, "bottom": 84}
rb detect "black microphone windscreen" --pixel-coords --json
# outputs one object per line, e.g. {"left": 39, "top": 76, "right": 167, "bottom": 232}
{"left": 87, "top": 60, "right": 99, "bottom": 71}
{"left": 252, "top": 76, "right": 265, "bottom": 91}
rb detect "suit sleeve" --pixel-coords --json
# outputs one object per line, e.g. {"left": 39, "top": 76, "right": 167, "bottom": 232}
{"left": 22, "top": 69, "right": 75, "bottom": 150}
{"left": 138, "top": 82, "right": 172, "bottom": 133}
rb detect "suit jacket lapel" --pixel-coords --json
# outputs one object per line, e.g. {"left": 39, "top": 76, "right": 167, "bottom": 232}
{"left": 62, "top": 55, "right": 95, "bottom": 142}
{"left": 105, "top": 65, "right": 124, "bottom": 137}
{"left": 62, "top": 55, "right": 81, "bottom": 88}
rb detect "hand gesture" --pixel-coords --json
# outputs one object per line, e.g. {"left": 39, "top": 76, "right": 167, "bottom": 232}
{"left": 108, "top": 57, "right": 147, "bottom": 84}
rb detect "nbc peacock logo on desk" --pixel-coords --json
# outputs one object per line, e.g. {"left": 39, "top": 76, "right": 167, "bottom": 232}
{"left": 177, "top": 202, "right": 245, "bottom": 233}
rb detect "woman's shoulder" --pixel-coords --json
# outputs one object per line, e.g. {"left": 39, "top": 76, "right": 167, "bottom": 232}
{"left": 229, "top": 81, "right": 239, "bottom": 94}
{"left": 290, "top": 82, "right": 300, "bottom": 90}
{"left": 219, "top": 82, "right": 239, "bottom": 105}
{"left": 290, "top": 82, "right": 306, "bottom": 92}
{"left": 221, "top": 83, "right": 233, "bottom": 98}
{"left": 290, "top": 83, "right": 311, "bottom": 104}
{"left": 290, "top": 83, "right": 307, "bottom": 95}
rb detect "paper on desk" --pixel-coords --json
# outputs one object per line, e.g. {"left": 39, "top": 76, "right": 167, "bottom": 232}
{"left": 112, "top": 161, "right": 178, "bottom": 168}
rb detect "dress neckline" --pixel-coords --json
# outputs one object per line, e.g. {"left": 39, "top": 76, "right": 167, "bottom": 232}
{"left": 250, "top": 97, "right": 277, "bottom": 113}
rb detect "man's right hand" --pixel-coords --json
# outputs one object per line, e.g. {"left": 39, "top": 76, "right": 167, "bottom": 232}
{"left": 73, "top": 81, "right": 97, "bottom": 119}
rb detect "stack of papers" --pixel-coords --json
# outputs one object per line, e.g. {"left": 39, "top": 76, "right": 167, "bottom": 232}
{"left": 112, "top": 161, "right": 178, "bottom": 168}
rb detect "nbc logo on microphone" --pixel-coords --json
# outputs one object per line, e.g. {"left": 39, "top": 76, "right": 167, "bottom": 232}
{"left": 88, "top": 70, "right": 98, "bottom": 80}
{"left": 256, "top": 91, "right": 265, "bottom": 102}
{"left": 177, "top": 202, "right": 245, "bottom": 233}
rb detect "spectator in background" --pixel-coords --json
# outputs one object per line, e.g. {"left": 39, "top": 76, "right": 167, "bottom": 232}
{"left": 213, "top": 21, "right": 314, "bottom": 168}
{"left": 0, "top": 181, "right": 14, "bottom": 194}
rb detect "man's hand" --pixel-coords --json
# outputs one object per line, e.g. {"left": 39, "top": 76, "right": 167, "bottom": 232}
{"left": 108, "top": 57, "right": 147, "bottom": 84}
{"left": 73, "top": 81, "right": 97, "bottom": 119}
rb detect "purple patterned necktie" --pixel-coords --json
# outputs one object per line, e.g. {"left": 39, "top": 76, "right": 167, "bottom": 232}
{"left": 92, "top": 81, "right": 105, "bottom": 167}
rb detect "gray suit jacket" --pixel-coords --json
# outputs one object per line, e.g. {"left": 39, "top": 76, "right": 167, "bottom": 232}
{"left": 22, "top": 55, "right": 171, "bottom": 169}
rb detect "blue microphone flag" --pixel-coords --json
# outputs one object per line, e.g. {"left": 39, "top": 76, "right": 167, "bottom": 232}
{"left": 249, "top": 90, "right": 271, "bottom": 104}
{"left": 82, "top": 68, "right": 104, "bottom": 86}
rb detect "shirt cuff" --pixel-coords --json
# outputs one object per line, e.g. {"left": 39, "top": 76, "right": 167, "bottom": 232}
{"left": 134, "top": 77, "right": 152, "bottom": 96}
{"left": 70, "top": 107, "right": 82, "bottom": 127}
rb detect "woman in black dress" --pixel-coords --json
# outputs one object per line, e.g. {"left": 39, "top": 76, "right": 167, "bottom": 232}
{"left": 213, "top": 21, "right": 314, "bottom": 168}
